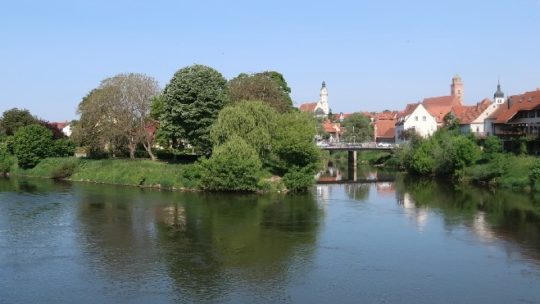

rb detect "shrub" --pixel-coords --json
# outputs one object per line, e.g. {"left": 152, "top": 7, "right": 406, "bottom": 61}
{"left": 283, "top": 166, "right": 316, "bottom": 192}
{"left": 483, "top": 136, "right": 503, "bottom": 159}
{"left": 0, "top": 144, "right": 13, "bottom": 175}
{"left": 529, "top": 159, "right": 540, "bottom": 186}
{"left": 13, "top": 124, "right": 54, "bottom": 169}
{"left": 200, "top": 137, "right": 262, "bottom": 192}
{"left": 52, "top": 139, "right": 76, "bottom": 157}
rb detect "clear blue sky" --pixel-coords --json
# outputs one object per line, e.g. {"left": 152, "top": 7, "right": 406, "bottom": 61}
{"left": 1, "top": 0, "right": 540, "bottom": 121}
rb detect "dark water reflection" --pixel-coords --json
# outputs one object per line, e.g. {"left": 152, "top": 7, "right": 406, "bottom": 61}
{"left": 1, "top": 177, "right": 540, "bottom": 303}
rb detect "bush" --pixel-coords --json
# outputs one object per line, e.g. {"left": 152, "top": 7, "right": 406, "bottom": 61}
{"left": 52, "top": 139, "right": 76, "bottom": 157}
{"left": 13, "top": 124, "right": 54, "bottom": 169}
{"left": 200, "top": 137, "right": 262, "bottom": 192}
{"left": 483, "top": 136, "right": 503, "bottom": 159}
{"left": 283, "top": 166, "right": 316, "bottom": 192}
{"left": 0, "top": 144, "right": 14, "bottom": 175}
{"left": 529, "top": 159, "right": 540, "bottom": 186}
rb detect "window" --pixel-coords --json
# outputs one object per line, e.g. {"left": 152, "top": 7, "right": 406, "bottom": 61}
{"left": 422, "top": 116, "right": 426, "bottom": 121}
{"left": 529, "top": 111, "right": 535, "bottom": 118}
{"left": 414, "top": 116, "right": 418, "bottom": 121}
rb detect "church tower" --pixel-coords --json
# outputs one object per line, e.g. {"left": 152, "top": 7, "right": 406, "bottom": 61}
{"left": 315, "top": 81, "right": 330, "bottom": 116}
{"left": 450, "top": 75, "right": 464, "bottom": 104}
{"left": 493, "top": 81, "right": 505, "bottom": 105}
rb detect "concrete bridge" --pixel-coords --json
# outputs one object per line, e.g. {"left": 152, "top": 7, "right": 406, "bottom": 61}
{"left": 318, "top": 142, "right": 398, "bottom": 181}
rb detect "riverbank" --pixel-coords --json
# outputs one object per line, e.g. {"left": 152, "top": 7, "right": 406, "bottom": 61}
{"left": 9, "top": 157, "right": 203, "bottom": 191}
{"left": 7, "top": 157, "right": 290, "bottom": 193}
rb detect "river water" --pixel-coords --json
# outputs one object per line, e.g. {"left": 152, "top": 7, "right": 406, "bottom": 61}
{"left": 1, "top": 176, "right": 540, "bottom": 303}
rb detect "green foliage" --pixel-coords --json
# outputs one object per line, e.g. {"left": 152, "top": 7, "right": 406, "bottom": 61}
{"left": 482, "top": 136, "right": 503, "bottom": 160}
{"left": 228, "top": 71, "right": 292, "bottom": 113}
{"left": 161, "top": 64, "right": 229, "bottom": 153}
{"left": 51, "top": 139, "right": 76, "bottom": 157}
{"left": 401, "top": 129, "right": 479, "bottom": 176}
{"left": 341, "top": 113, "right": 373, "bottom": 142}
{"left": 0, "top": 142, "right": 14, "bottom": 175}
{"left": 272, "top": 112, "right": 320, "bottom": 174}
{"left": 529, "top": 159, "right": 540, "bottom": 186}
{"left": 0, "top": 108, "right": 40, "bottom": 136}
{"left": 443, "top": 112, "right": 460, "bottom": 131}
{"left": 282, "top": 166, "right": 316, "bottom": 192}
{"left": 211, "top": 101, "right": 278, "bottom": 159}
{"left": 13, "top": 124, "right": 54, "bottom": 169}
{"left": 200, "top": 137, "right": 262, "bottom": 192}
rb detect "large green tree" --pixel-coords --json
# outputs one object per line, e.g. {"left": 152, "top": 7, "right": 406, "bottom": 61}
{"left": 228, "top": 71, "right": 292, "bottom": 113}
{"left": 161, "top": 65, "right": 229, "bottom": 154}
{"left": 73, "top": 73, "right": 160, "bottom": 159}
{"left": 210, "top": 101, "right": 278, "bottom": 160}
{"left": 0, "top": 108, "right": 40, "bottom": 136}
{"left": 341, "top": 113, "right": 373, "bottom": 142}
{"left": 13, "top": 124, "right": 54, "bottom": 169}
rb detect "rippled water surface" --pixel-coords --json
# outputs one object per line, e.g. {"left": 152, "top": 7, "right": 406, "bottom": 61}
{"left": 1, "top": 177, "right": 540, "bottom": 303}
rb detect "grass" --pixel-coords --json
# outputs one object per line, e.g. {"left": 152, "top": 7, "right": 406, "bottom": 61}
{"left": 11, "top": 157, "right": 203, "bottom": 190}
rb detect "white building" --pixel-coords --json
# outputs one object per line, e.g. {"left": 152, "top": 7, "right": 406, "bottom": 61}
{"left": 299, "top": 81, "right": 330, "bottom": 116}
{"left": 395, "top": 103, "right": 438, "bottom": 143}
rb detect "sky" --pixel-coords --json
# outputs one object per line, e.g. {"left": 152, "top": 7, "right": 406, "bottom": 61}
{"left": 1, "top": 0, "right": 540, "bottom": 121}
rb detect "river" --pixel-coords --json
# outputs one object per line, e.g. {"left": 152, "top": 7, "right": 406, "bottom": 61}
{"left": 1, "top": 176, "right": 540, "bottom": 303}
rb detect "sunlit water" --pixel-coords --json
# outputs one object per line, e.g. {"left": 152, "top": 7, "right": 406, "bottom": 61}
{"left": 1, "top": 177, "right": 540, "bottom": 303}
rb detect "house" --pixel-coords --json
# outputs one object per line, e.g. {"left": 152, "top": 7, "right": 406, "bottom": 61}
{"left": 374, "top": 112, "right": 397, "bottom": 143}
{"left": 395, "top": 103, "right": 438, "bottom": 143}
{"left": 487, "top": 88, "right": 540, "bottom": 138}
{"left": 455, "top": 98, "right": 495, "bottom": 136}
{"left": 299, "top": 81, "right": 330, "bottom": 117}
{"left": 50, "top": 121, "right": 72, "bottom": 137}
{"left": 322, "top": 120, "right": 342, "bottom": 142}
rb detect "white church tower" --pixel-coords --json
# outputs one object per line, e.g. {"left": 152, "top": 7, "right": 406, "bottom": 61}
{"left": 493, "top": 81, "right": 505, "bottom": 105}
{"left": 314, "top": 81, "right": 330, "bottom": 116}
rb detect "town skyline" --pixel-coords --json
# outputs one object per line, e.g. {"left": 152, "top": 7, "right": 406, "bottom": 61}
{"left": 2, "top": 0, "right": 540, "bottom": 121}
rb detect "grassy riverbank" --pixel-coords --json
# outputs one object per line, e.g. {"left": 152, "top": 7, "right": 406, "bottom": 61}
{"left": 10, "top": 157, "right": 203, "bottom": 190}
{"left": 9, "top": 157, "right": 289, "bottom": 192}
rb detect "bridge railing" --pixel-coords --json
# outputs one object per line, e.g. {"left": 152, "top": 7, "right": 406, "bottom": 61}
{"left": 316, "top": 141, "right": 398, "bottom": 149}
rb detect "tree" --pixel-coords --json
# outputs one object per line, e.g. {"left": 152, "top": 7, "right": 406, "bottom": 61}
{"left": 210, "top": 101, "right": 278, "bottom": 160}
{"left": 443, "top": 112, "right": 460, "bottom": 131}
{"left": 0, "top": 108, "right": 39, "bottom": 136}
{"left": 228, "top": 71, "right": 292, "bottom": 113}
{"left": 341, "top": 113, "right": 373, "bottom": 142}
{"left": 483, "top": 136, "right": 503, "bottom": 160}
{"left": 73, "top": 73, "right": 160, "bottom": 159}
{"left": 161, "top": 65, "right": 229, "bottom": 154}
{"left": 200, "top": 136, "right": 262, "bottom": 192}
{"left": 13, "top": 124, "right": 54, "bottom": 169}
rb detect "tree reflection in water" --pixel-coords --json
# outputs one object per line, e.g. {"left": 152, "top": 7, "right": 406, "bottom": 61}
{"left": 395, "top": 175, "right": 540, "bottom": 263}
{"left": 154, "top": 193, "right": 321, "bottom": 302}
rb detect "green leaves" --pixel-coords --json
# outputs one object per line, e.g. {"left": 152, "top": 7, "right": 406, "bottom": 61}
{"left": 161, "top": 65, "right": 229, "bottom": 154}
{"left": 13, "top": 124, "right": 54, "bottom": 169}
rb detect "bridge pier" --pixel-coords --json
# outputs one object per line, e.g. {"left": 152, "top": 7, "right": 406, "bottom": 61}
{"left": 347, "top": 150, "right": 357, "bottom": 182}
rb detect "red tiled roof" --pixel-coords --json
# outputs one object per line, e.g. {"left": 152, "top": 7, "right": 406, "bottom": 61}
{"left": 494, "top": 89, "right": 540, "bottom": 123}
{"left": 375, "top": 117, "right": 396, "bottom": 138}
{"left": 422, "top": 95, "right": 461, "bottom": 123}
{"left": 50, "top": 121, "right": 69, "bottom": 129}
{"left": 299, "top": 102, "right": 317, "bottom": 112}
{"left": 322, "top": 120, "right": 341, "bottom": 134}
{"left": 455, "top": 98, "right": 492, "bottom": 124}
{"left": 397, "top": 103, "right": 421, "bottom": 120}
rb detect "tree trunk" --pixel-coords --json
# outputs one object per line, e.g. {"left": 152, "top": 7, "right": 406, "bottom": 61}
{"left": 143, "top": 142, "right": 157, "bottom": 161}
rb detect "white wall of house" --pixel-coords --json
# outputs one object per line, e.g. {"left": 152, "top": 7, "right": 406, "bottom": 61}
{"left": 461, "top": 103, "right": 500, "bottom": 136}
{"left": 395, "top": 105, "right": 437, "bottom": 143}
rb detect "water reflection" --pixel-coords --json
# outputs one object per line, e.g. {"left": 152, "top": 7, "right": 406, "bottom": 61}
{"left": 72, "top": 185, "right": 322, "bottom": 302}
{"left": 2, "top": 177, "right": 540, "bottom": 303}
{"left": 395, "top": 176, "right": 540, "bottom": 263}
